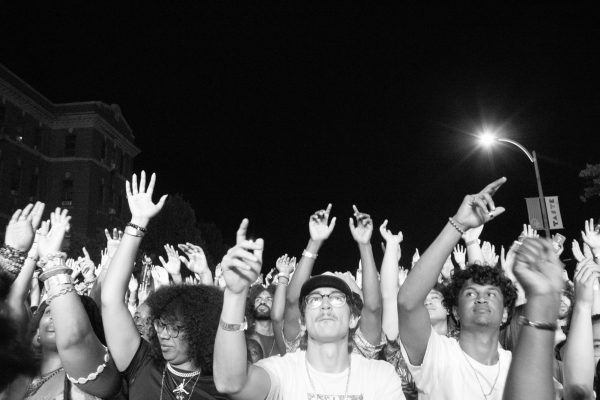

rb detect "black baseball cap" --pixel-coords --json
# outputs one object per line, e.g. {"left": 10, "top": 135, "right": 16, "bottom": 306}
{"left": 299, "top": 274, "right": 353, "bottom": 305}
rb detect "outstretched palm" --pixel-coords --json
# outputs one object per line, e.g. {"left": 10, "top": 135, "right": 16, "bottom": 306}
{"left": 126, "top": 171, "right": 168, "bottom": 224}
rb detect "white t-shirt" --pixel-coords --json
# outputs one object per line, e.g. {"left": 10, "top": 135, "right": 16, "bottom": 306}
{"left": 399, "top": 330, "right": 512, "bottom": 400}
{"left": 255, "top": 350, "right": 405, "bottom": 400}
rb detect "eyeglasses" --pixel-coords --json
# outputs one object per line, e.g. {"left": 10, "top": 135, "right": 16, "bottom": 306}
{"left": 305, "top": 292, "right": 347, "bottom": 308}
{"left": 153, "top": 320, "right": 183, "bottom": 338}
{"left": 254, "top": 296, "right": 273, "bottom": 305}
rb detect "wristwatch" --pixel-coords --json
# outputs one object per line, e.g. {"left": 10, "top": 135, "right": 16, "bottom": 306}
{"left": 220, "top": 317, "right": 248, "bottom": 332}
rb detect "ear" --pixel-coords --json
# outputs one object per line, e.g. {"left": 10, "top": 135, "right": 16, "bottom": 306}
{"left": 349, "top": 314, "right": 360, "bottom": 330}
{"left": 452, "top": 306, "right": 459, "bottom": 323}
{"left": 501, "top": 307, "right": 508, "bottom": 325}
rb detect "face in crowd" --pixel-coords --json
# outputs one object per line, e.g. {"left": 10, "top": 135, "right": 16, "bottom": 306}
{"left": 425, "top": 289, "right": 448, "bottom": 324}
{"left": 133, "top": 302, "right": 154, "bottom": 341}
{"left": 153, "top": 314, "right": 191, "bottom": 366}
{"left": 253, "top": 290, "right": 273, "bottom": 321}
{"left": 36, "top": 305, "right": 57, "bottom": 350}
{"left": 453, "top": 279, "right": 508, "bottom": 330}
{"left": 302, "top": 287, "right": 359, "bottom": 344}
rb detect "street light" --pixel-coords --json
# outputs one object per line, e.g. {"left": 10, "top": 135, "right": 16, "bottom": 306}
{"left": 478, "top": 131, "right": 551, "bottom": 237}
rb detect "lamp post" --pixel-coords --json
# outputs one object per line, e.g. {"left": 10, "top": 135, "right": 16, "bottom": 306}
{"left": 479, "top": 134, "right": 551, "bottom": 237}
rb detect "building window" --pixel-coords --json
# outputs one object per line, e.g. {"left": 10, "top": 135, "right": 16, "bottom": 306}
{"left": 29, "top": 167, "right": 39, "bottom": 199}
{"left": 10, "top": 160, "right": 22, "bottom": 193}
{"left": 65, "top": 134, "right": 76, "bottom": 156}
{"left": 62, "top": 174, "right": 74, "bottom": 202}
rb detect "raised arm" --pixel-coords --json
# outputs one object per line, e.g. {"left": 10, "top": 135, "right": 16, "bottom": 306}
{"left": 379, "top": 220, "right": 403, "bottom": 341}
{"left": 271, "top": 254, "right": 295, "bottom": 354}
{"left": 462, "top": 225, "right": 484, "bottom": 266}
{"left": 89, "top": 229, "right": 121, "bottom": 308}
{"left": 398, "top": 177, "right": 506, "bottom": 365}
{"left": 349, "top": 205, "right": 382, "bottom": 344}
{"left": 284, "top": 204, "right": 336, "bottom": 341}
{"left": 158, "top": 244, "right": 183, "bottom": 284}
{"left": 38, "top": 208, "right": 121, "bottom": 398}
{"left": 213, "top": 220, "right": 271, "bottom": 399}
{"left": 101, "top": 171, "right": 167, "bottom": 371}
{"left": 178, "top": 242, "right": 214, "bottom": 286}
{"left": 562, "top": 258, "right": 598, "bottom": 400}
{"left": 504, "top": 238, "right": 563, "bottom": 400}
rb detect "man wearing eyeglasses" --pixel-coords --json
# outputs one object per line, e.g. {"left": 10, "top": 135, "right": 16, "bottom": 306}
{"left": 214, "top": 229, "right": 404, "bottom": 400}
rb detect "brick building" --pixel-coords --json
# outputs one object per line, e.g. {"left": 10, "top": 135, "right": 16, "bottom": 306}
{"left": 0, "top": 63, "right": 140, "bottom": 243}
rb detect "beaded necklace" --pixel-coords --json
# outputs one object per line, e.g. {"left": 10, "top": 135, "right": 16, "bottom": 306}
{"left": 25, "top": 367, "right": 64, "bottom": 397}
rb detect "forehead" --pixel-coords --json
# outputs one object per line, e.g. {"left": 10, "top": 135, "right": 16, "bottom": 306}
{"left": 309, "top": 286, "right": 342, "bottom": 296}
{"left": 460, "top": 280, "right": 501, "bottom": 293}
{"left": 256, "top": 290, "right": 272, "bottom": 298}
{"left": 427, "top": 290, "right": 443, "bottom": 297}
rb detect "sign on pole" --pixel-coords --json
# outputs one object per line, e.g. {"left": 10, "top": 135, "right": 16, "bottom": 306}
{"left": 525, "top": 196, "right": 563, "bottom": 230}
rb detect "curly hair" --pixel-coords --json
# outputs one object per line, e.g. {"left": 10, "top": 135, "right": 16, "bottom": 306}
{"left": 245, "top": 284, "right": 276, "bottom": 327}
{"left": 145, "top": 284, "right": 223, "bottom": 375}
{"left": 442, "top": 264, "right": 517, "bottom": 329}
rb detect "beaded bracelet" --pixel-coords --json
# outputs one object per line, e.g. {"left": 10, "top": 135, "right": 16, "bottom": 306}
{"left": 127, "top": 222, "right": 147, "bottom": 233}
{"left": 0, "top": 256, "right": 21, "bottom": 276}
{"left": 448, "top": 217, "right": 466, "bottom": 235}
{"left": 38, "top": 252, "right": 67, "bottom": 269}
{"left": 45, "top": 285, "right": 76, "bottom": 304}
{"left": 0, "top": 244, "right": 27, "bottom": 264}
{"left": 67, "top": 347, "right": 111, "bottom": 385}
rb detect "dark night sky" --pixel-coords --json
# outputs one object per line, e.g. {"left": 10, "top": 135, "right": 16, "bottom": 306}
{"left": 2, "top": 4, "right": 599, "bottom": 273}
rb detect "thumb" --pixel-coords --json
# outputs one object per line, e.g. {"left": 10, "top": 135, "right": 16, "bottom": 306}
{"left": 179, "top": 256, "right": 189, "bottom": 267}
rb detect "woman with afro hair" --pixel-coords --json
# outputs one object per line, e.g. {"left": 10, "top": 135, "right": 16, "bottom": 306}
{"left": 101, "top": 172, "right": 228, "bottom": 400}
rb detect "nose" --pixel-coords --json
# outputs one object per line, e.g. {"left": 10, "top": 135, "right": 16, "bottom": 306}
{"left": 475, "top": 295, "right": 487, "bottom": 304}
{"left": 320, "top": 296, "right": 333, "bottom": 309}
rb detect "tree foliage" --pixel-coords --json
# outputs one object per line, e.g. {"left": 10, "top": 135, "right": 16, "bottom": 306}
{"left": 579, "top": 163, "right": 600, "bottom": 202}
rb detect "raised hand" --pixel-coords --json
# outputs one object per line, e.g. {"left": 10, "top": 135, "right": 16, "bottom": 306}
{"left": 125, "top": 171, "right": 168, "bottom": 227}
{"left": 453, "top": 177, "right": 507, "bottom": 229}
{"left": 412, "top": 248, "right": 420, "bottom": 268}
{"left": 581, "top": 218, "right": 600, "bottom": 253}
{"left": 398, "top": 267, "right": 409, "bottom": 287}
{"left": 150, "top": 265, "right": 170, "bottom": 288}
{"left": 128, "top": 275, "right": 139, "bottom": 293}
{"left": 96, "top": 248, "right": 109, "bottom": 276}
{"left": 4, "top": 201, "right": 45, "bottom": 252}
{"left": 275, "top": 254, "right": 296, "bottom": 276}
{"left": 379, "top": 220, "right": 403, "bottom": 246}
{"left": 573, "top": 258, "right": 600, "bottom": 307}
{"left": 79, "top": 247, "right": 96, "bottom": 281}
{"left": 453, "top": 245, "right": 467, "bottom": 269}
{"left": 481, "top": 241, "right": 499, "bottom": 267}
{"left": 500, "top": 245, "right": 517, "bottom": 281}
{"left": 440, "top": 256, "right": 454, "bottom": 281}
{"left": 572, "top": 239, "right": 585, "bottom": 263}
{"left": 521, "top": 224, "right": 539, "bottom": 240}
{"left": 158, "top": 244, "right": 182, "bottom": 277}
{"left": 221, "top": 219, "right": 264, "bottom": 294}
{"left": 309, "top": 204, "right": 336, "bottom": 242}
{"left": 104, "top": 228, "right": 123, "bottom": 258}
{"left": 177, "top": 242, "right": 209, "bottom": 275}
{"left": 349, "top": 205, "right": 373, "bottom": 244}
{"left": 37, "top": 208, "right": 71, "bottom": 258}
{"left": 513, "top": 238, "right": 564, "bottom": 297}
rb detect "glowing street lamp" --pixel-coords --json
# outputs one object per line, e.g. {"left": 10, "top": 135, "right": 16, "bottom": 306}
{"left": 478, "top": 131, "right": 551, "bottom": 237}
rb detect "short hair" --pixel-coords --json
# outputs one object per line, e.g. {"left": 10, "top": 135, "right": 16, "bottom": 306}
{"left": 145, "top": 284, "right": 223, "bottom": 375}
{"left": 442, "top": 264, "right": 517, "bottom": 329}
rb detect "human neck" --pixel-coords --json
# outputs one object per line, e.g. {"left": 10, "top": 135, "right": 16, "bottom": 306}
{"left": 40, "top": 350, "right": 62, "bottom": 375}
{"left": 169, "top": 359, "right": 200, "bottom": 373}
{"left": 431, "top": 319, "right": 448, "bottom": 336}
{"left": 459, "top": 329, "right": 500, "bottom": 365}
{"left": 254, "top": 320, "right": 273, "bottom": 336}
{"left": 306, "top": 339, "right": 350, "bottom": 373}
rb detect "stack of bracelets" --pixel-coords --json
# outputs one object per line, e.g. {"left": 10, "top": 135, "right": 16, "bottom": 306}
{"left": 38, "top": 252, "right": 74, "bottom": 304}
{"left": 0, "top": 244, "right": 27, "bottom": 278}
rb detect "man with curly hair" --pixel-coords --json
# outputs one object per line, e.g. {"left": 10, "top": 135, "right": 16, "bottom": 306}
{"left": 397, "top": 178, "right": 518, "bottom": 400}
{"left": 245, "top": 284, "right": 282, "bottom": 359}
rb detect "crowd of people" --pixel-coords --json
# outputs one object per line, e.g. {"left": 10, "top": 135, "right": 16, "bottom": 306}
{"left": 0, "top": 171, "right": 599, "bottom": 399}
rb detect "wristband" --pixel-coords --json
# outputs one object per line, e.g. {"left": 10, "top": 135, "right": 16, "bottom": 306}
{"left": 302, "top": 249, "right": 318, "bottom": 260}
{"left": 448, "top": 217, "right": 466, "bottom": 235}
{"left": 518, "top": 316, "right": 557, "bottom": 331}
{"left": 219, "top": 317, "right": 248, "bottom": 332}
{"left": 124, "top": 225, "right": 145, "bottom": 238}
{"left": 127, "top": 222, "right": 147, "bottom": 233}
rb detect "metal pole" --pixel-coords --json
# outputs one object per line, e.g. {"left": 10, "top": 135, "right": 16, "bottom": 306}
{"left": 532, "top": 150, "right": 551, "bottom": 237}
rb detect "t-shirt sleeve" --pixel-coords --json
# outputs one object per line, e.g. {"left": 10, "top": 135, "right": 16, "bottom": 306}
{"left": 254, "top": 355, "right": 284, "bottom": 400}
{"left": 398, "top": 330, "right": 448, "bottom": 394}
{"left": 122, "top": 338, "right": 149, "bottom": 381}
